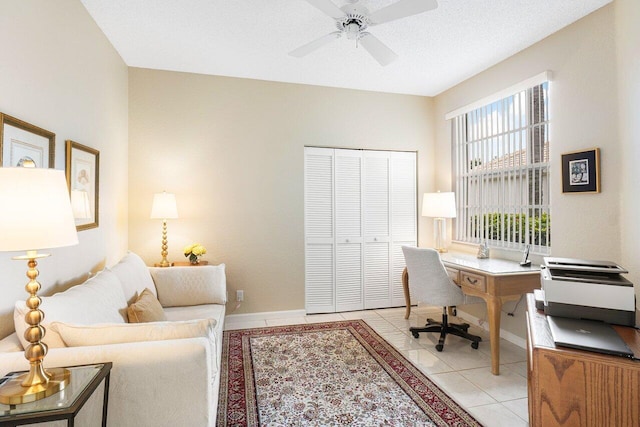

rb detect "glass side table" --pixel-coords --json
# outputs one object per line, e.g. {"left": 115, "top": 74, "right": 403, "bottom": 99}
{"left": 0, "top": 362, "right": 112, "bottom": 427}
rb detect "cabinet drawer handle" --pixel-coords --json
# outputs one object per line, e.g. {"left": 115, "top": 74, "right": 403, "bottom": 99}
{"left": 346, "top": 239, "right": 350, "bottom": 243}
{"left": 374, "top": 237, "right": 378, "bottom": 241}
{"left": 466, "top": 277, "right": 479, "bottom": 285}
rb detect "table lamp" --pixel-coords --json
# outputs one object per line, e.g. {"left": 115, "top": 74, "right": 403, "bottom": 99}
{"left": 422, "top": 192, "right": 456, "bottom": 253}
{"left": 0, "top": 167, "right": 79, "bottom": 405}
{"left": 150, "top": 191, "right": 178, "bottom": 267}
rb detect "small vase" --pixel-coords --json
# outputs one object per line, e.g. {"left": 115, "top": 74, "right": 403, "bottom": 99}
{"left": 189, "top": 255, "right": 199, "bottom": 265}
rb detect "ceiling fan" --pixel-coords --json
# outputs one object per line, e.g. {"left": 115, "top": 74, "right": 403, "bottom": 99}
{"left": 289, "top": 0, "right": 438, "bottom": 66}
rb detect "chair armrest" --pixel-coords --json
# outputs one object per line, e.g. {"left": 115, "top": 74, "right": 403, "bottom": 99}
{"left": 149, "top": 264, "right": 227, "bottom": 307}
{"left": 0, "top": 338, "right": 216, "bottom": 427}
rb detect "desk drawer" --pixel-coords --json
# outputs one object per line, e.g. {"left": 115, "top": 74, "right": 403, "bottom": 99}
{"left": 445, "top": 267, "right": 460, "bottom": 284}
{"left": 460, "top": 271, "right": 486, "bottom": 292}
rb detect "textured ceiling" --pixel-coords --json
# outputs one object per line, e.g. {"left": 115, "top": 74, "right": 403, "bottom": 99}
{"left": 80, "top": 0, "right": 611, "bottom": 96}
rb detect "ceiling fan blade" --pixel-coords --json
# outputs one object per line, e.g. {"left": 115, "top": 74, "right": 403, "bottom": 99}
{"left": 289, "top": 31, "right": 342, "bottom": 58}
{"left": 304, "top": 0, "right": 347, "bottom": 19}
{"left": 359, "top": 33, "right": 398, "bottom": 66}
{"left": 369, "top": 0, "right": 438, "bottom": 25}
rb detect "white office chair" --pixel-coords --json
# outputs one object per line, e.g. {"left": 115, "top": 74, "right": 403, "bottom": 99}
{"left": 402, "top": 246, "right": 484, "bottom": 351}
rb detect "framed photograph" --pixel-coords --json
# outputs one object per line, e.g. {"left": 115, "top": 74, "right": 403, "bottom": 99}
{"left": 66, "top": 140, "right": 100, "bottom": 231}
{"left": 561, "top": 148, "right": 600, "bottom": 193}
{"left": 0, "top": 113, "right": 55, "bottom": 168}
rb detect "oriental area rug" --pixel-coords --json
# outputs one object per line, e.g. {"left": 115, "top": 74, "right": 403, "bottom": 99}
{"left": 217, "top": 320, "right": 482, "bottom": 426}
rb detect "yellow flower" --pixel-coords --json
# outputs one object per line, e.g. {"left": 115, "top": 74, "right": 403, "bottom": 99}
{"left": 184, "top": 243, "right": 207, "bottom": 258}
{"left": 192, "top": 245, "right": 206, "bottom": 256}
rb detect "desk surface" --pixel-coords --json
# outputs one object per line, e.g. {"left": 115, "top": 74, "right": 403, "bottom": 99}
{"left": 441, "top": 252, "right": 540, "bottom": 275}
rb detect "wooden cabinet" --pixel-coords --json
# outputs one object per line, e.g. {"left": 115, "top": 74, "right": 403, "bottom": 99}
{"left": 526, "top": 294, "right": 640, "bottom": 426}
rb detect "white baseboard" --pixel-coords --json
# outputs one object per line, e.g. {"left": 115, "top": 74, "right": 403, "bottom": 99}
{"left": 225, "top": 309, "right": 307, "bottom": 323}
{"left": 456, "top": 310, "right": 527, "bottom": 349}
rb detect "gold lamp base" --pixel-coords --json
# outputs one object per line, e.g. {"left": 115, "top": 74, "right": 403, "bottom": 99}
{"left": 155, "top": 219, "right": 172, "bottom": 267}
{"left": 0, "top": 367, "right": 70, "bottom": 405}
{"left": 0, "top": 252, "right": 71, "bottom": 406}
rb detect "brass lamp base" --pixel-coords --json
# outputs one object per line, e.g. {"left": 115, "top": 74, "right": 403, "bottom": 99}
{"left": 0, "top": 367, "right": 70, "bottom": 405}
{"left": 154, "top": 261, "right": 173, "bottom": 267}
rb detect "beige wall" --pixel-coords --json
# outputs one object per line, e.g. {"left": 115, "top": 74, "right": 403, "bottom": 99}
{"left": 616, "top": 0, "right": 640, "bottom": 303}
{"left": 0, "top": 0, "right": 129, "bottom": 339}
{"left": 434, "top": 3, "right": 631, "bottom": 338}
{"left": 128, "top": 68, "right": 435, "bottom": 315}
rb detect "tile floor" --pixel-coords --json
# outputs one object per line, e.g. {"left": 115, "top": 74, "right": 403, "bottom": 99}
{"left": 224, "top": 306, "right": 529, "bottom": 427}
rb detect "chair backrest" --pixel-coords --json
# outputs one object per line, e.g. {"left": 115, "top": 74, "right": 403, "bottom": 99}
{"left": 401, "top": 246, "right": 466, "bottom": 307}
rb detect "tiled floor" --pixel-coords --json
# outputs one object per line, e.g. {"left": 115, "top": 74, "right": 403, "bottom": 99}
{"left": 224, "top": 306, "right": 529, "bottom": 427}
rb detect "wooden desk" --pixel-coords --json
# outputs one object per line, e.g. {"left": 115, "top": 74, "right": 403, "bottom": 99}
{"left": 526, "top": 294, "right": 640, "bottom": 426}
{"left": 403, "top": 252, "right": 540, "bottom": 375}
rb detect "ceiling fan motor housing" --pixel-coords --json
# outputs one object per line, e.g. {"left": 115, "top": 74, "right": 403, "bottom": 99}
{"left": 337, "top": 4, "right": 370, "bottom": 40}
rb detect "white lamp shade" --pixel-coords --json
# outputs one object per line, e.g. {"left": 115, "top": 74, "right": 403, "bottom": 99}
{"left": 422, "top": 192, "right": 457, "bottom": 218}
{"left": 0, "top": 168, "right": 79, "bottom": 252}
{"left": 71, "top": 189, "right": 91, "bottom": 219}
{"left": 150, "top": 191, "right": 178, "bottom": 219}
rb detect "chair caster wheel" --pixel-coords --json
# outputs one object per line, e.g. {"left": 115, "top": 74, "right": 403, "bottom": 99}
{"left": 436, "top": 344, "right": 444, "bottom": 352}
{"left": 411, "top": 331, "right": 420, "bottom": 338}
{"left": 471, "top": 341, "right": 479, "bottom": 350}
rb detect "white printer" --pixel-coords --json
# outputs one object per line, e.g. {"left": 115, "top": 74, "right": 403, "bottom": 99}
{"left": 540, "top": 257, "right": 636, "bottom": 327}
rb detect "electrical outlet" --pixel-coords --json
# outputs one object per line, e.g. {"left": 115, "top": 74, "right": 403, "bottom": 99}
{"left": 236, "top": 290, "right": 244, "bottom": 302}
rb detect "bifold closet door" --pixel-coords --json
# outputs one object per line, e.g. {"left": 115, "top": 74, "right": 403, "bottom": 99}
{"left": 305, "top": 147, "right": 416, "bottom": 314}
{"left": 363, "top": 151, "right": 391, "bottom": 309}
{"left": 335, "top": 149, "right": 364, "bottom": 312}
{"left": 390, "top": 152, "right": 417, "bottom": 306}
{"left": 304, "top": 147, "right": 335, "bottom": 313}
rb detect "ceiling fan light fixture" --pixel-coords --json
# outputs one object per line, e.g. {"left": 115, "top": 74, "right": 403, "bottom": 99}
{"left": 346, "top": 22, "right": 360, "bottom": 39}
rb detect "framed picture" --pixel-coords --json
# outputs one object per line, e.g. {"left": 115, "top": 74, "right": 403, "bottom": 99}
{"left": 561, "top": 148, "right": 600, "bottom": 193}
{"left": 0, "top": 113, "right": 55, "bottom": 168}
{"left": 66, "top": 140, "right": 100, "bottom": 231}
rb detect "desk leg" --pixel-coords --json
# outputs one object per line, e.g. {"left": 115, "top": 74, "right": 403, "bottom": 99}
{"left": 487, "top": 296, "right": 502, "bottom": 375}
{"left": 402, "top": 268, "right": 411, "bottom": 320}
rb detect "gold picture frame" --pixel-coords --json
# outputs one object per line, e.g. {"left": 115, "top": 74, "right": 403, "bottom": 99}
{"left": 0, "top": 113, "right": 55, "bottom": 168}
{"left": 65, "top": 140, "right": 100, "bottom": 231}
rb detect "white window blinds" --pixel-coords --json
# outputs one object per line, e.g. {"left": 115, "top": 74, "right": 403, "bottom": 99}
{"left": 451, "top": 79, "right": 551, "bottom": 254}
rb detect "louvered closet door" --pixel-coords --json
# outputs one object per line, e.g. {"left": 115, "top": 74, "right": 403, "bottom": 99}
{"left": 391, "top": 152, "right": 417, "bottom": 306}
{"left": 335, "top": 149, "right": 364, "bottom": 311}
{"left": 305, "top": 147, "right": 335, "bottom": 313}
{"left": 363, "top": 151, "right": 391, "bottom": 309}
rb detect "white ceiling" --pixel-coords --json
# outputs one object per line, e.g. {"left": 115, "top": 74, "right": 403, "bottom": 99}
{"left": 80, "top": 0, "right": 611, "bottom": 96}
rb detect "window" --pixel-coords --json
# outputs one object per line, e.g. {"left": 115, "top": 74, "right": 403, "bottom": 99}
{"left": 450, "top": 76, "right": 550, "bottom": 253}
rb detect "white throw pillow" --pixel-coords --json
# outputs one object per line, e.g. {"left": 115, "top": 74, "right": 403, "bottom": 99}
{"left": 150, "top": 264, "right": 226, "bottom": 307}
{"left": 109, "top": 252, "right": 157, "bottom": 304}
{"left": 14, "top": 269, "right": 128, "bottom": 350}
{"left": 50, "top": 318, "right": 216, "bottom": 348}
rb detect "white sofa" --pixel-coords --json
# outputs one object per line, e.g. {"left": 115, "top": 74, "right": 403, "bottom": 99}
{"left": 0, "top": 252, "right": 226, "bottom": 427}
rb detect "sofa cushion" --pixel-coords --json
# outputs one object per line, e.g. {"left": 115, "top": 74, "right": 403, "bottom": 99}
{"left": 164, "top": 304, "right": 226, "bottom": 369}
{"left": 50, "top": 318, "right": 216, "bottom": 347}
{"left": 0, "top": 333, "right": 22, "bottom": 353}
{"left": 163, "top": 304, "right": 225, "bottom": 326}
{"left": 150, "top": 264, "right": 227, "bottom": 307}
{"left": 127, "top": 288, "right": 167, "bottom": 323}
{"left": 109, "top": 252, "right": 157, "bottom": 304}
{"left": 14, "top": 269, "right": 128, "bottom": 349}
